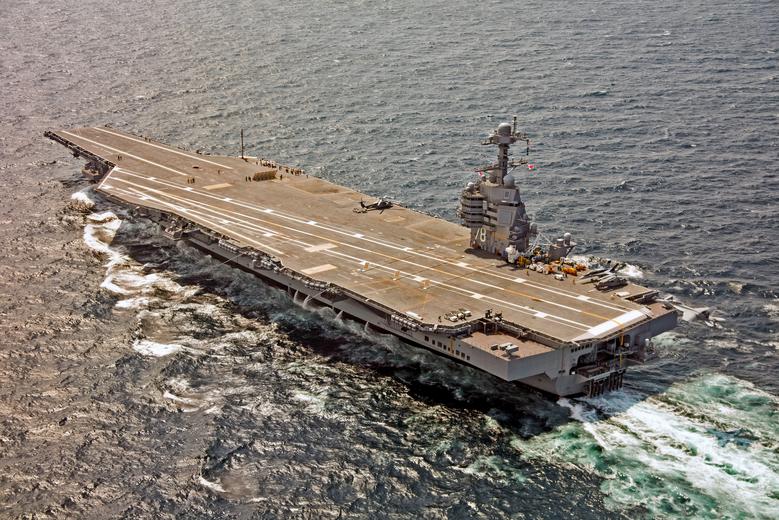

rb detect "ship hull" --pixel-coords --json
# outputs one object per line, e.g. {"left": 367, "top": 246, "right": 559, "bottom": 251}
{"left": 46, "top": 126, "right": 679, "bottom": 398}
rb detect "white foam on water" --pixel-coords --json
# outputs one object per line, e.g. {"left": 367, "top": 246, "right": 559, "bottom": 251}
{"left": 100, "top": 271, "right": 186, "bottom": 297}
{"left": 291, "top": 390, "right": 330, "bottom": 416}
{"left": 162, "top": 391, "right": 198, "bottom": 404}
{"left": 617, "top": 263, "right": 643, "bottom": 279}
{"left": 198, "top": 476, "right": 225, "bottom": 493}
{"left": 569, "top": 255, "right": 644, "bottom": 279}
{"left": 166, "top": 377, "right": 190, "bottom": 392}
{"left": 132, "top": 339, "right": 183, "bottom": 357}
{"left": 80, "top": 209, "right": 196, "bottom": 312}
{"left": 586, "top": 394, "right": 776, "bottom": 515}
{"left": 70, "top": 189, "right": 95, "bottom": 209}
{"left": 100, "top": 275, "right": 133, "bottom": 295}
{"left": 83, "top": 219, "right": 122, "bottom": 257}
{"left": 115, "top": 296, "right": 154, "bottom": 310}
{"left": 86, "top": 211, "right": 121, "bottom": 223}
{"left": 516, "top": 375, "right": 779, "bottom": 519}
{"left": 764, "top": 300, "right": 779, "bottom": 321}
{"left": 461, "top": 455, "right": 526, "bottom": 483}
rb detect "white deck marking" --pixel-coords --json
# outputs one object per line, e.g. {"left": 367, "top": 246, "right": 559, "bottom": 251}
{"left": 204, "top": 183, "right": 232, "bottom": 190}
{"left": 307, "top": 220, "right": 317, "bottom": 225}
{"left": 111, "top": 171, "right": 594, "bottom": 321}
{"left": 197, "top": 178, "right": 634, "bottom": 312}
{"left": 95, "top": 166, "right": 116, "bottom": 191}
{"left": 535, "top": 312, "right": 548, "bottom": 318}
{"left": 112, "top": 184, "right": 285, "bottom": 256}
{"left": 577, "top": 295, "right": 591, "bottom": 301}
{"left": 573, "top": 310, "right": 647, "bottom": 341}
{"left": 305, "top": 243, "right": 336, "bottom": 252}
{"left": 108, "top": 172, "right": 597, "bottom": 329}
{"left": 157, "top": 202, "right": 586, "bottom": 331}
{"left": 60, "top": 132, "right": 190, "bottom": 177}
{"left": 109, "top": 182, "right": 592, "bottom": 332}
{"left": 302, "top": 264, "right": 337, "bottom": 275}
{"left": 107, "top": 170, "right": 636, "bottom": 323}
{"left": 457, "top": 262, "right": 470, "bottom": 268}
{"left": 471, "top": 293, "right": 484, "bottom": 299}
{"left": 92, "top": 127, "right": 234, "bottom": 170}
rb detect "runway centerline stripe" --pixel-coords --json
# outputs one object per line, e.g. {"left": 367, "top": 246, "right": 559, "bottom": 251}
{"left": 60, "top": 131, "right": 190, "bottom": 177}
{"left": 92, "top": 127, "right": 234, "bottom": 170}
{"left": 112, "top": 185, "right": 286, "bottom": 256}
{"left": 113, "top": 185, "right": 587, "bottom": 332}
{"left": 108, "top": 174, "right": 595, "bottom": 321}
{"left": 107, "top": 170, "right": 620, "bottom": 326}
{"left": 110, "top": 167, "right": 635, "bottom": 317}
{"left": 108, "top": 177, "right": 593, "bottom": 331}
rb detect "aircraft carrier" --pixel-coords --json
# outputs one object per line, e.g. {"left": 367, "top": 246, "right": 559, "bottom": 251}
{"left": 45, "top": 120, "right": 678, "bottom": 397}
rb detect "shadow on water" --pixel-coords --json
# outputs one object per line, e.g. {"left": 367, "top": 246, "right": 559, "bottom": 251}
{"left": 74, "top": 195, "right": 779, "bottom": 520}
{"left": 107, "top": 210, "right": 691, "bottom": 440}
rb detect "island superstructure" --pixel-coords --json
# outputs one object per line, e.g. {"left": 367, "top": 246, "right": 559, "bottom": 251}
{"left": 45, "top": 121, "right": 677, "bottom": 397}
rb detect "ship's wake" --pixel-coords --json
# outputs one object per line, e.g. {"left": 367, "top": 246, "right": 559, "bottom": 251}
{"left": 74, "top": 189, "right": 778, "bottom": 518}
{"left": 513, "top": 374, "right": 779, "bottom": 519}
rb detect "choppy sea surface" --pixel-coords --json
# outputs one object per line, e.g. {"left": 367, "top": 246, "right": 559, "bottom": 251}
{"left": 1, "top": 1, "right": 777, "bottom": 518}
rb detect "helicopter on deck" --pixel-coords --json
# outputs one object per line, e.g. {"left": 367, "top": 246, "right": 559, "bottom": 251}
{"left": 354, "top": 197, "right": 394, "bottom": 214}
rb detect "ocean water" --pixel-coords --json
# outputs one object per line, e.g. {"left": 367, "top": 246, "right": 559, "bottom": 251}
{"left": 0, "top": 0, "right": 777, "bottom": 518}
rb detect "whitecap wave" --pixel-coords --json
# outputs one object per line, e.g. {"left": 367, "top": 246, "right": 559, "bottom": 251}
{"left": 569, "top": 254, "right": 644, "bottom": 279}
{"left": 79, "top": 206, "right": 197, "bottom": 312}
{"left": 617, "top": 263, "right": 643, "bottom": 279}
{"left": 115, "top": 296, "right": 155, "bottom": 310}
{"left": 198, "top": 476, "right": 225, "bottom": 493}
{"left": 69, "top": 189, "right": 95, "bottom": 211}
{"left": 132, "top": 339, "right": 183, "bottom": 357}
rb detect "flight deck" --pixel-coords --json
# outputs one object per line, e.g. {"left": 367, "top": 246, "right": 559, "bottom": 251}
{"left": 46, "top": 124, "right": 677, "bottom": 396}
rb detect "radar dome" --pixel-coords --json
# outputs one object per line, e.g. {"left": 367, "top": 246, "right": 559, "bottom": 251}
{"left": 503, "top": 175, "right": 515, "bottom": 188}
{"left": 497, "top": 122, "right": 512, "bottom": 136}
